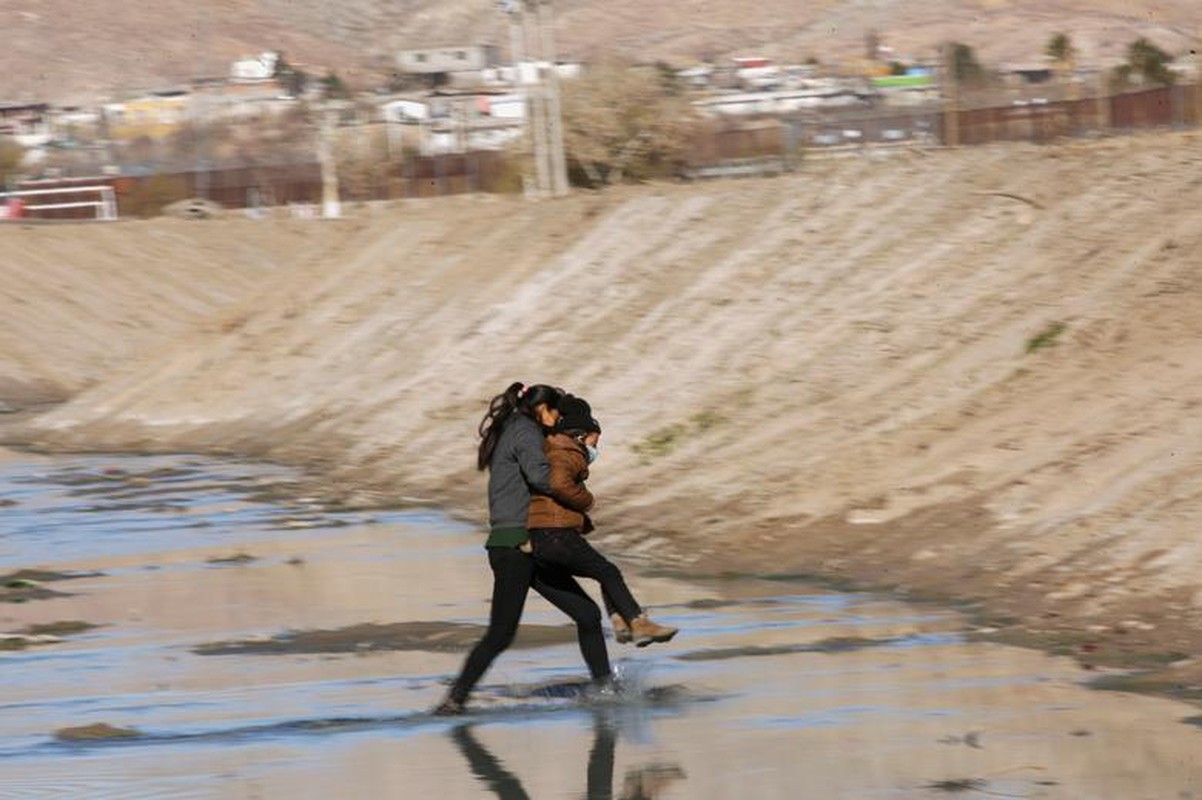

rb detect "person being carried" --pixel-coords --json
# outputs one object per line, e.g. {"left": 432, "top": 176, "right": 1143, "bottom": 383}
{"left": 527, "top": 394, "right": 678, "bottom": 648}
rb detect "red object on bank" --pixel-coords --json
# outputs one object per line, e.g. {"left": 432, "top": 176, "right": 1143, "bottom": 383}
{"left": 0, "top": 198, "right": 23, "bottom": 219}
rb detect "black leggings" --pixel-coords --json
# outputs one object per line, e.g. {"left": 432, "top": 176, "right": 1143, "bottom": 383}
{"left": 529, "top": 528, "right": 642, "bottom": 623}
{"left": 449, "top": 546, "right": 611, "bottom": 704}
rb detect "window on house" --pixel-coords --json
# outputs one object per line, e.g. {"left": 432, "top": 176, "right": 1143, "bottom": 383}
{"left": 457, "top": 51, "right": 468, "bottom": 60}
{"left": 415, "top": 53, "right": 427, "bottom": 63}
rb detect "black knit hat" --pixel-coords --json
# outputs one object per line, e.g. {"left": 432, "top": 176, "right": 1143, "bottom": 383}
{"left": 558, "top": 395, "right": 601, "bottom": 434}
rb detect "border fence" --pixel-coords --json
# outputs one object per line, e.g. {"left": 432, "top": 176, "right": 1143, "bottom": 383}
{"left": 6, "top": 82, "right": 1199, "bottom": 221}
{"left": 688, "top": 83, "right": 1199, "bottom": 171}
{"left": 950, "top": 84, "right": 1197, "bottom": 145}
{"left": 8, "top": 152, "right": 513, "bottom": 220}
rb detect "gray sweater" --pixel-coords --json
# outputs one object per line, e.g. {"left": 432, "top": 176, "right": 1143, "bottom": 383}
{"left": 487, "top": 414, "right": 552, "bottom": 531}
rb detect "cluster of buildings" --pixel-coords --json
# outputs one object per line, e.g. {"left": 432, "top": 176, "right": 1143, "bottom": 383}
{"left": 4, "top": 36, "right": 1125, "bottom": 187}
{"left": 2, "top": 40, "right": 947, "bottom": 180}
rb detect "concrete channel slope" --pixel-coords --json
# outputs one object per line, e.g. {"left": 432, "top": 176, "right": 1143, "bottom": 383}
{"left": 6, "top": 131, "right": 1202, "bottom": 678}
{"left": 0, "top": 217, "right": 357, "bottom": 404}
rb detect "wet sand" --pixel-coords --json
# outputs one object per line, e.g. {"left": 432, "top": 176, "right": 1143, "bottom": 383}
{"left": 2, "top": 451, "right": 1202, "bottom": 798}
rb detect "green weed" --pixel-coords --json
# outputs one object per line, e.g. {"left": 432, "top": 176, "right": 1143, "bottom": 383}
{"left": 1025, "top": 321, "right": 1067, "bottom": 354}
{"left": 631, "top": 423, "right": 688, "bottom": 462}
{"left": 631, "top": 411, "right": 728, "bottom": 462}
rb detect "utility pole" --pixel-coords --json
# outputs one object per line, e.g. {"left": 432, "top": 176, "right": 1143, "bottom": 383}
{"left": 192, "top": 2, "right": 211, "bottom": 200}
{"left": 538, "top": 0, "right": 569, "bottom": 196}
{"left": 1195, "top": 26, "right": 1202, "bottom": 128}
{"left": 504, "top": 7, "right": 532, "bottom": 193}
{"left": 1096, "top": 70, "right": 1111, "bottom": 132}
{"left": 318, "top": 104, "right": 342, "bottom": 218}
{"left": 500, "top": 0, "right": 568, "bottom": 197}
{"left": 524, "top": 5, "right": 551, "bottom": 196}
{"left": 942, "top": 42, "right": 961, "bottom": 147}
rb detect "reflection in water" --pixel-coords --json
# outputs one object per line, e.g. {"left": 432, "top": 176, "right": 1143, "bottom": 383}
{"left": 452, "top": 717, "right": 686, "bottom": 800}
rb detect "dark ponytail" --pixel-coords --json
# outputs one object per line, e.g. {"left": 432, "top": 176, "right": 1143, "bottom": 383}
{"left": 477, "top": 382, "right": 563, "bottom": 471}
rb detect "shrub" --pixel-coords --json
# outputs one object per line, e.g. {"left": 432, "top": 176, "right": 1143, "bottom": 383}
{"left": 1025, "top": 321, "right": 1067, "bottom": 354}
{"left": 119, "top": 173, "right": 190, "bottom": 218}
{"left": 0, "top": 137, "right": 25, "bottom": 188}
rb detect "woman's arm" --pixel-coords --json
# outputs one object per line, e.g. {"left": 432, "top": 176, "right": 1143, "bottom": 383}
{"left": 513, "top": 420, "right": 553, "bottom": 495}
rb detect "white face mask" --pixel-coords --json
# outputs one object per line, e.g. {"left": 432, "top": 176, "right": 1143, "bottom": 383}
{"left": 585, "top": 444, "right": 599, "bottom": 464}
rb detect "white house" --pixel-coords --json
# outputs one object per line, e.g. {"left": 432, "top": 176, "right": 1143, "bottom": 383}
{"left": 420, "top": 120, "right": 524, "bottom": 155}
{"left": 694, "top": 83, "right": 866, "bottom": 117}
{"left": 733, "top": 57, "right": 782, "bottom": 90}
{"left": 231, "top": 52, "right": 280, "bottom": 82}
{"left": 676, "top": 66, "right": 714, "bottom": 89}
{"left": 381, "top": 99, "right": 431, "bottom": 124}
{"left": 479, "top": 93, "right": 526, "bottom": 120}
{"left": 397, "top": 45, "right": 501, "bottom": 76}
{"left": 0, "top": 102, "right": 52, "bottom": 147}
{"left": 481, "top": 61, "right": 583, "bottom": 86}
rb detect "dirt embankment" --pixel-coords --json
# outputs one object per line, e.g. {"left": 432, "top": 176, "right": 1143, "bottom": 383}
{"left": 0, "top": 216, "right": 361, "bottom": 407}
{"left": 4, "top": 132, "right": 1202, "bottom": 680}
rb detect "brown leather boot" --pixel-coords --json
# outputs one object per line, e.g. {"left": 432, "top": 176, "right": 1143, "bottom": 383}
{"left": 630, "top": 614, "right": 678, "bottom": 648}
{"left": 611, "top": 613, "right": 632, "bottom": 644}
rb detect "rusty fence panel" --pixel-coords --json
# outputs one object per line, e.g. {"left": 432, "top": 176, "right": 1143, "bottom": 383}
{"left": 958, "top": 102, "right": 1076, "bottom": 145}
{"left": 11, "top": 177, "right": 122, "bottom": 220}
{"left": 187, "top": 164, "right": 324, "bottom": 208}
{"left": 398, "top": 151, "right": 508, "bottom": 197}
{"left": 688, "top": 124, "right": 786, "bottom": 165}
{"left": 1110, "top": 85, "right": 1187, "bottom": 130}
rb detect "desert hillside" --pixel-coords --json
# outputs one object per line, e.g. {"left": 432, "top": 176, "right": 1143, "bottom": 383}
{"left": 2, "top": 0, "right": 1199, "bottom": 100}
{"left": 5, "top": 131, "right": 1202, "bottom": 672}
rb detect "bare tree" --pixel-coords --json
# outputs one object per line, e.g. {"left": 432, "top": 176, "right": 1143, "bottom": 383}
{"left": 0, "top": 138, "right": 25, "bottom": 188}
{"left": 560, "top": 63, "right": 699, "bottom": 185}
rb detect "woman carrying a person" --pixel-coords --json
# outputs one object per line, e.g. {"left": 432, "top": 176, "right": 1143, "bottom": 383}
{"left": 435, "top": 382, "right": 616, "bottom": 715}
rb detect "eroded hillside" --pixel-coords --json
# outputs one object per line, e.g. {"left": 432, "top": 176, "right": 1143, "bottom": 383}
{"left": 6, "top": 131, "right": 1202, "bottom": 673}
{"left": 2, "top": 0, "right": 1198, "bottom": 100}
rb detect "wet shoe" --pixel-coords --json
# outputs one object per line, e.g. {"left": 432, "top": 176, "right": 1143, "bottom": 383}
{"left": 588, "top": 675, "right": 621, "bottom": 700}
{"left": 431, "top": 697, "right": 466, "bottom": 716}
{"left": 630, "top": 614, "right": 678, "bottom": 648}
{"left": 611, "top": 613, "right": 632, "bottom": 644}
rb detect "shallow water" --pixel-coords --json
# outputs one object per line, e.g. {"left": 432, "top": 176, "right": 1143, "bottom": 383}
{"left": 1, "top": 452, "right": 1200, "bottom": 799}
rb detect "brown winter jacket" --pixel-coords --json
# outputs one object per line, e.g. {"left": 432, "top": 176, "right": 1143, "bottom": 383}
{"left": 527, "top": 433, "right": 594, "bottom": 532}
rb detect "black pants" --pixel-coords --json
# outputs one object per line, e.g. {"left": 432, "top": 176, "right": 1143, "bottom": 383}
{"left": 449, "top": 546, "right": 611, "bottom": 704}
{"left": 529, "top": 528, "right": 642, "bottom": 624}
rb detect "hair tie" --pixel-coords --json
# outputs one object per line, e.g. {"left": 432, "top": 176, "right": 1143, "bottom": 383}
{"left": 517, "top": 383, "right": 528, "bottom": 399}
